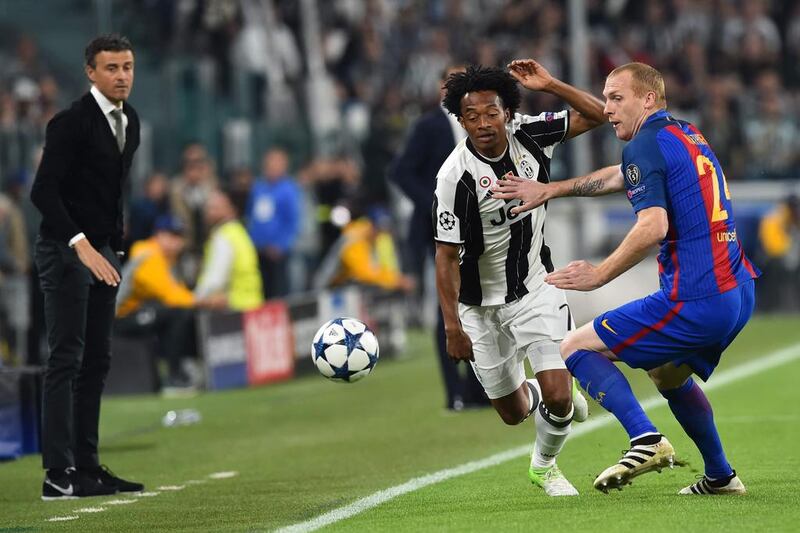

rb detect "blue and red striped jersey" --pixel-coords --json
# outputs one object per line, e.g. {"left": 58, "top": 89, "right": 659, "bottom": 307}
{"left": 621, "top": 109, "right": 759, "bottom": 301}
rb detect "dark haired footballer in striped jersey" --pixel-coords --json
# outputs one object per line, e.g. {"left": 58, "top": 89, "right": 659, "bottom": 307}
{"left": 433, "top": 61, "right": 605, "bottom": 496}
{"left": 494, "top": 62, "right": 759, "bottom": 496}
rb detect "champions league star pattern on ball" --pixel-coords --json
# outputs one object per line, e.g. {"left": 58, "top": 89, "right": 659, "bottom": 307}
{"left": 312, "top": 318, "right": 380, "bottom": 383}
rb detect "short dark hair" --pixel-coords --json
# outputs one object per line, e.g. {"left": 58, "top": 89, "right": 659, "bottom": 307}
{"left": 216, "top": 185, "right": 244, "bottom": 217}
{"left": 85, "top": 33, "right": 133, "bottom": 68}
{"left": 442, "top": 65, "right": 521, "bottom": 117}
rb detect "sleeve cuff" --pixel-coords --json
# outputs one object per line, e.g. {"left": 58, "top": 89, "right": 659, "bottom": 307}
{"left": 68, "top": 232, "right": 87, "bottom": 248}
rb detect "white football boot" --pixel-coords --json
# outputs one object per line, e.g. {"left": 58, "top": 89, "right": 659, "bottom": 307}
{"left": 679, "top": 472, "right": 746, "bottom": 495}
{"left": 593, "top": 436, "right": 675, "bottom": 493}
{"left": 528, "top": 464, "right": 579, "bottom": 496}
{"left": 571, "top": 379, "right": 589, "bottom": 423}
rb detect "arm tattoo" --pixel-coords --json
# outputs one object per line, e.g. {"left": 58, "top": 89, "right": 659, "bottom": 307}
{"left": 570, "top": 176, "right": 605, "bottom": 196}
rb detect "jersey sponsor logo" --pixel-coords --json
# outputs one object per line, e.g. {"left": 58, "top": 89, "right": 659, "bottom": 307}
{"left": 600, "top": 319, "right": 618, "bottom": 335}
{"left": 438, "top": 211, "right": 456, "bottom": 231}
{"left": 627, "top": 184, "right": 646, "bottom": 199}
{"left": 478, "top": 176, "right": 492, "bottom": 188}
{"left": 716, "top": 230, "right": 737, "bottom": 242}
{"left": 625, "top": 164, "right": 641, "bottom": 186}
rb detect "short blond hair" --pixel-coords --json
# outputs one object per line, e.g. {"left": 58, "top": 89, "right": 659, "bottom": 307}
{"left": 608, "top": 62, "right": 666, "bottom": 107}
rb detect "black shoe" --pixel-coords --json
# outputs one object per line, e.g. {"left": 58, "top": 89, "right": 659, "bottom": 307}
{"left": 82, "top": 464, "right": 144, "bottom": 493}
{"left": 75, "top": 468, "right": 119, "bottom": 497}
{"left": 42, "top": 468, "right": 79, "bottom": 501}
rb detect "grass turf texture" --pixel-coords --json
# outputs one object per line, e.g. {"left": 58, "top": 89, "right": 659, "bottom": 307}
{"left": 1, "top": 315, "right": 799, "bottom": 532}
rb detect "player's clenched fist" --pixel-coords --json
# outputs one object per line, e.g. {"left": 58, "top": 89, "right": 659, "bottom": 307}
{"left": 445, "top": 327, "right": 475, "bottom": 363}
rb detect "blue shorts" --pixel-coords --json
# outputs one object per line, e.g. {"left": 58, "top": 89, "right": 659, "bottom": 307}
{"left": 593, "top": 280, "right": 755, "bottom": 381}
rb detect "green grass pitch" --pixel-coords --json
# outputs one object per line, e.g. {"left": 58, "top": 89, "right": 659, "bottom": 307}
{"left": 2, "top": 315, "right": 799, "bottom": 532}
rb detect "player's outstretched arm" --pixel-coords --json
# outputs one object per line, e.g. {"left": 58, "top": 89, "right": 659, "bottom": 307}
{"left": 508, "top": 59, "right": 605, "bottom": 138}
{"left": 493, "top": 165, "right": 624, "bottom": 215}
{"left": 435, "top": 242, "right": 474, "bottom": 363}
{"left": 545, "top": 206, "right": 668, "bottom": 291}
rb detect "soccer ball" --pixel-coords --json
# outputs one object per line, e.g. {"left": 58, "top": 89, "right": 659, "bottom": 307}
{"left": 311, "top": 317, "right": 379, "bottom": 383}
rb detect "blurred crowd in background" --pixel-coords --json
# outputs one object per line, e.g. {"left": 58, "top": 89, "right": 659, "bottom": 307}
{"left": 0, "top": 0, "right": 799, "bottom": 371}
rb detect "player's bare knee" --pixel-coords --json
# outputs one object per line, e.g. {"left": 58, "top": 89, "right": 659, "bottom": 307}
{"left": 543, "top": 392, "right": 572, "bottom": 418}
{"left": 559, "top": 334, "right": 578, "bottom": 361}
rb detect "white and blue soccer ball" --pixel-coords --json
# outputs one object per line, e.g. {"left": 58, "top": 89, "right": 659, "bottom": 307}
{"left": 311, "top": 317, "right": 379, "bottom": 383}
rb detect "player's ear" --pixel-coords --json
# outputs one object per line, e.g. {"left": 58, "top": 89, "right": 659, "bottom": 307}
{"left": 504, "top": 109, "right": 511, "bottom": 123}
{"left": 645, "top": 91, "right": 657, "bottom": 110}
{"left": 458, "top": 116, "right": 466, "bottom": 129}
{"left": 85, "top": 64, "right": 95, "bottom": 83}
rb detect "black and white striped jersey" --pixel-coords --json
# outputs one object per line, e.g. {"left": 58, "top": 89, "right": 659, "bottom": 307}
{"left": 433, "top": 110, "right": 569, "bottom": 306}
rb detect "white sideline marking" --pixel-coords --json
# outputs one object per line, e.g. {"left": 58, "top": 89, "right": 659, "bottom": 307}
{"left": 74, "top": 507, "right": 106, "bottom": 513}
{"left": 209, "top": 471, "right": 238, "bottom": 479}
{"left": 105, "top": 499, "right": 138, "bottom": 505}
{"left": 47, "top": 516, "right": 79, "bottom": 522}
{"left": 185, "top": 479, "right": 208, "bottom": 485}
{"left": 276, "top": 342, "right": 800, "bottom": 533}
{"left": 138, "top": 491, "right": 161, "bottom": 497}
{"left": 157, "top": 485, "right": 185, "bottom": 491}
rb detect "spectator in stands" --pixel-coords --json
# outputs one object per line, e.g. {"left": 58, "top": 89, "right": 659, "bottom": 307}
{"left": 195, "top": 187, "right": 263, "bottom": 311}
{"left": 115, "top": 215, "right": 199, "bottom": 390}
{"left": 0, "top": 193, "right": 31, "bottom": 364}
{"left": 299, "top": 155, "right": 361, "bottom": 259}
{"left": 247, "top": 147, "right": 301, "bottom": 299}
{"left": 742, "top": 87, "right": 800, "bottom": 179}
{"left": 170, "top": 142, "right": 218, "bottom": 258}
{"left": 317, "top": 206, "right": 413, "bottom": 293}
{"left": 0, "top": 193, "right": 30, "bottom": 277}
{"left": 127, "top": 171, "right": 170, "bottom": 245}
{"left": 699, "top": 76, "right": 743, "bottom": 179}
{"left": 758, "top": 195, "right": 800, "bottom": 311}
{"left": 228, "top": 166, "right": 254, "bottom": 217}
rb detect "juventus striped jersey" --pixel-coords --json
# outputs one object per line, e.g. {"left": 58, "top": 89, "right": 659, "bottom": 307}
{"left": 433, "top": 110, "right": 569, "bottom": 306}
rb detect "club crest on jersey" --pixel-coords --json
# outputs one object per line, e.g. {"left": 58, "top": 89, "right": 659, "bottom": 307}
{"left": 439, "top": 211, "right": 456, "bottom": 231}
{"left": 625, "top": 164, "right": 641, "bottom": 186}
{"left": 519, "top": 159, "right": 535, "bottom": 179}
{"left": 478, "top": 176, "right": 492, "bottom": 188}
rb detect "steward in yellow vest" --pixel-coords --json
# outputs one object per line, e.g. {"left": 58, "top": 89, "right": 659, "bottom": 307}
{"left": 195, "top": 188, "right": 264, "bottom": 311}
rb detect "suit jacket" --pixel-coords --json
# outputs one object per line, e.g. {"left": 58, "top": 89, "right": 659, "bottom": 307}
{"left": 31, "top": 92, "right": 140, "bottom": 250}
{"left": 388, "top": 108, "right": 456, "bottom": 246}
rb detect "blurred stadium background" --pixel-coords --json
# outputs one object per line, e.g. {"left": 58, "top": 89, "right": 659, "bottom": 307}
{"left": 1, "top": 0, "right": 799, "bottom": 529}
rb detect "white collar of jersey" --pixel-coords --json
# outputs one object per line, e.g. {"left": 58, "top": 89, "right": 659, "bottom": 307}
{"left": 475, "top": 143, "right": 507, "bottom": 163}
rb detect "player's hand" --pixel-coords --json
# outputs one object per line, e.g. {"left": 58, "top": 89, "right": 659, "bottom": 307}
{"left": 445, "top": 327, "right": 474, "bottom": 363}
{"left": 491, "top": 174, "right": 551, "bottom": 214}
{"left": 73, "top": 239, "right": 121, "bottom": 287}
{"left": 545, "top": 260, "right": 605, "bottom": 291}
{"left": 508, "top": 59, "right": 554, "bottom": 92}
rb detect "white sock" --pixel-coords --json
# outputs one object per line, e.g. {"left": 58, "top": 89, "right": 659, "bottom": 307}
{"left": 530, "top": 404, "right": 574, "bottom": 469}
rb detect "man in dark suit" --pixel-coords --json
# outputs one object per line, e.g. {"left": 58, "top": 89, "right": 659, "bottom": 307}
{"left": 31, "top": 34, "right": 144, "bottom": 500}
{"left": 388, "top": 66, "right": 488, "bottom": 411}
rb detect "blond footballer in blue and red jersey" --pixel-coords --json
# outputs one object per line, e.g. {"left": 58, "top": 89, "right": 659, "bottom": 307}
{"left": 494, "top": 62, "right": 758, "bottom": 496}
